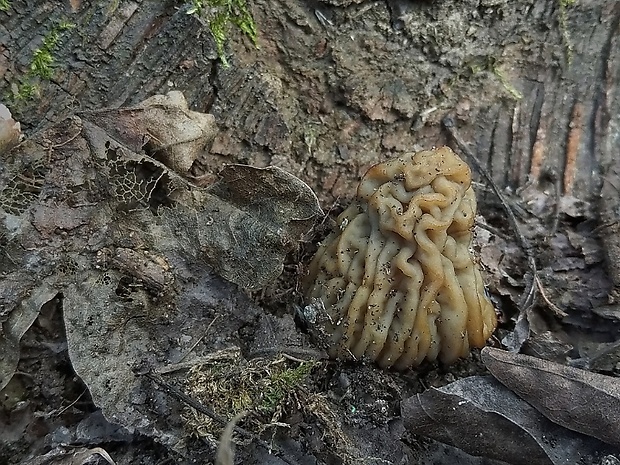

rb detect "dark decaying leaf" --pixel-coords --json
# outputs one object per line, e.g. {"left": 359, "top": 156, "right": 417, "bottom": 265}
{"left": 212, "top": 163, "right": 320, "bottom": 242}
{"left": 400, "top": 375, "right": 617, "bottom": 465}
{"left": 0, "top": 92, "right": 321, "bottom": 416}
{"left": 592, "top": 304, "right": 620, "bottom": 322}
{"left": 520, "top": 330, "right": 573, "bottom": 363}
{"left": 0, "top": 284, "right": 58, "bottom": 391}
{"left": 501, "top": 309, "right": 530, "bottom": 353}
{"left": 570, "top": 339, "right": 620, "bottom": 372}
{"left": 204, "top": 163, "right": 322, "bottom": 289}
{"left": 481, "top": 346, "right": 620, "bottom": 448}
{"left": 80, "top": 100, "right": 322, "bottom": 290}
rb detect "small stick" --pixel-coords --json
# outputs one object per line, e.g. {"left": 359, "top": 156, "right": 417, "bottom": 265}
{"left": 176, "top": 315, "right": 219, "bottom": 363}
{"left": 534, "top": 274, "right": 568, "bottom": 318}
{"left": 216, "top": 412, "right": 246, "bottom": 465}
{"left": 442, "top": 116, "right": 538, "bottom": 313}
{"left": 56, "top": 389, "right": 88, "bottom": 416}
{"left": 248, "top": 346, "right": 327, "bottom": 362}
{"left": 442, "top": 116, "right": 530, "bottom": 253}
{"left": 140, "top": 371, "right": 298, "bottom": 465}
{"left": 142, "top": 371, "right": 248, "bottom": 437}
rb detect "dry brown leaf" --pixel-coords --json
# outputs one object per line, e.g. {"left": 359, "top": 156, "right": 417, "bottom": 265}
{"left": 0, "top": 103, "right": 21, "bottom": 155}
{"left": 482, "top": 346, "right": 620, "bottom": 448}
{"left": 400, "top": 375, "right": 617, "bottom": 465}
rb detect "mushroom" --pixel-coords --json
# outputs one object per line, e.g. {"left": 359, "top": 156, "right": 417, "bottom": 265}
{"left": 303, "top": 147, "right": 496, "bottom": 369}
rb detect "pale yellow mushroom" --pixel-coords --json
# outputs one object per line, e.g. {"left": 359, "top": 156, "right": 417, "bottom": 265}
{"left": 304, "top": 147, "right": 496, "bottom": 369}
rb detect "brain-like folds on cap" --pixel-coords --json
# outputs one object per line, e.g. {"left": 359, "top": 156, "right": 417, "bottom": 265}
{"left": 304, "top": 147, "right": 496, "bottom": 369}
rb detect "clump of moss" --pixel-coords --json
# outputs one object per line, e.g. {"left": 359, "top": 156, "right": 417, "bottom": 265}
{"left": 183, "top": 349, "right": 369, "bottom": 464}
{"left": 10, "top": 82, "right": 37, "bottom": 101}
{"left": 259, "top": 360, "right": 314, "bottom": 413}
{"left": 29, "top": 20, "right": 75, "bottom": 79}
{"left": 182, "top": 349, "right": 315, "bottom": 438}
{"left": 0, "top": 0, "right": 11, "bottom": 12}
{"left": 187, "top": 0, "right": 258, "bottom": 67}
{"left": 9, "top": 19, "right": 75, "bottom": 101}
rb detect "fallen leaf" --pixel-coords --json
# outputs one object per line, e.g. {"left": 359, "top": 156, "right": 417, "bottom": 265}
{"left": 0, "top": 92, "right": 322, "bottom": 417}
{"left": 0, "top": 103, "right": 21, "bottom": 155}
{"left": 481, "top": 346, "right": 620, "bottom": 448}
{"left": 0, "top": 284, "right": 58, "bottom": 391}
{"left": 400, "top": 375, "right": 617, "bottom": 465}
{"left": 81, "top": 91, "right": 217, "bottom": 177}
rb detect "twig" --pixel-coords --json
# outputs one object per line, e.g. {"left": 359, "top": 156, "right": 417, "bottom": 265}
{"left": 442, "top": 116, "right": 538, "bottom": 312}
{"left": 53, "top": 127, "right": 83, "bottom": 148}
{"left": 281, "top": 352, "right": 316, "bottom": 364}
{"left": 534, "top": 274, "right": 568, "bottom": 318}
{"left": 216, "top": 412, "right": 246, "bottom": 465}
{"left": 474, "top": 218, "right": 510, "bottom": 241}
{"left": 442, "top": 117, "right": 530, "bottom": 252}
{"left": 317, "top": 196, "right": 342, "bottom": 228}
{"left": 56, "top": 389, "right": 88, "bottom": 416}
{"left": 247, "top": 346, "right": 327, "bottom": 362}
{"left": 45, "top": 126, "right": 82, "bottom": 163}
{"left": 176, "top": 315, "right": 219, "bottom": 363}
{"left": 157, "top": 350, "right": 240, "bottom": 375}
{"left": 139, "top": 371, "right": 298, "bottom": 465}
{"left": 142, "top": 371, "right": 252, "bottom": 438}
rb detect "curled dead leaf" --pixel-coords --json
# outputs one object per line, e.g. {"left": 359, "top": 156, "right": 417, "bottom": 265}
{"left": 0, "top": 103, "right": 21, "bottom": 155}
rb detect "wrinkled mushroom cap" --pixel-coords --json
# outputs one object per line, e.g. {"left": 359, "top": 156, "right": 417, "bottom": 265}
{"left": 304, "top": 147, "right": 496, "bottom": 369}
